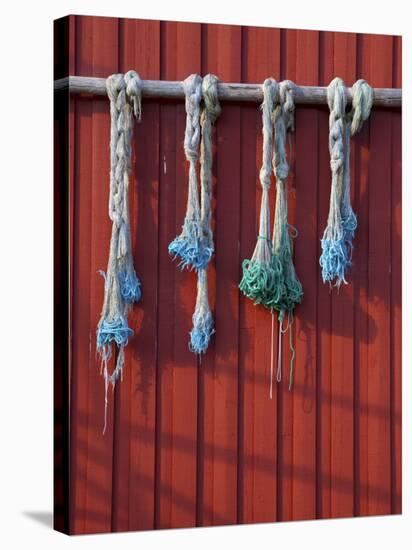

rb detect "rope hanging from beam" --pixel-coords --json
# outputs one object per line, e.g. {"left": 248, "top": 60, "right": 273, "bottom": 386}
{"left": 168, "top": 73, "right": 221, "bottom": 356}
{"left": 190, "top": 74, "right": 221, "bottom": 355}
{"left": 239, "top": 78, "right": 303, "bottom": 395}
{"left": 319, "top": 77, "right": 373, "bottom": 288}
{"left": 96, "top": 70, "right": 143, "bottom": 433}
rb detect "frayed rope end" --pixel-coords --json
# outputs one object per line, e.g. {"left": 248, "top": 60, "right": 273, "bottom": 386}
{"left": 189, "top": 312, "right": 215, "bottom": 355}
{"left": 319, "top": 237, "right": 349, "bottom": 288}
{"left": 168, "top": 219, "right": 213, "bottom": 271}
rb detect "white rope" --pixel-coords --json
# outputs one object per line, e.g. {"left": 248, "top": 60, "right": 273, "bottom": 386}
{"left": 255, "top": 78, "right": 279, "bottom": 264}
{"left": 183, "top": 74, "right": 203, "bottom": 223}
{"left": 239, "top": 79, "right": 281, "bottom": 311}
{"left": 200, "top": 74, "right": 221, "bottom": 252}
{"left": 190, "top": 74, "right": 221, "bottom": 355}
{"left": 270, "top": 310, "right": 275, "bottom": 399}
{"left": 168, "top": 74, "right": 205, "bottom": 270}
{"left": 97, "top": 70, "right": 142, "bottom": 434}
{"left": 277, "top": 321, "right": 282, "bottom": 383}
{"left": 271, "top": 80, "right": 302, "bottom": 390}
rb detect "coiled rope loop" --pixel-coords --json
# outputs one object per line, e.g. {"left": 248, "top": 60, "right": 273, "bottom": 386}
{"left": 97, "top": 70, "right": 143, "bottom": 433}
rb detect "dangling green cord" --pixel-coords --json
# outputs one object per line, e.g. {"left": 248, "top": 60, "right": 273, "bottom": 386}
{"left": 288, "top": 316, "right": 295, "bottom": 391}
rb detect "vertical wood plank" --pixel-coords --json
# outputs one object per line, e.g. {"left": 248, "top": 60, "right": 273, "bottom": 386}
{"left": 277, "top": 28, "right": 298, "bottom": 522}
{"left": 155, "top": 21, "right": 178, "bottom": 527}
{"left": 67, "top": 15, "right": 77, "bottom": 534}
{"left": 157, "top": 21, "right": 202, "bottom": 529}
{"left": 358, "top": 33, "right": 393, "bottom": 516}
{"left": 111, "top": 18, "right": 161, "bottom": 532}
{"left": 70, "top": 33, "right": 92, "bottom": 537}
{"left": 391, "top": 35, "right": 402, "bottom": 515}
{"left": 316, "top": 29, "right": 334, "bottom": 521}
{"left": 200, "top": 24, "right": 242, "bottom": 526}
{"left": 87, "top": 15, "right": 119, "bottom": 534}
{"left": 242, "top": 27, "right": 280, "bottom": 522}
{"left": 353, "top": 32, "right": 370, "bottom": 517}
{"left": 292, "top": 29, "right": 319, "bottom": 522}
{"left": 70, "top": 15, "right": 119, "bottom": 534}
{"left": 237, "top": 92, "right": 257, "bottom": 523}
{"left": 329, "top": 32, "right": 356, "bottom": 519}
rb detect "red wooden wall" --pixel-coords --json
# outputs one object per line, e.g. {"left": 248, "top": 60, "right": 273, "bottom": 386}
{"left": 54, "top": 15, "right": 402, "bottom": 535}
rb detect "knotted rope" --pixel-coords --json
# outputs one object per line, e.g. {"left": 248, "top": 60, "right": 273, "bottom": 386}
{"left": 97, "top": 70, "right": 142, "bottom": 433}
{"left": 168, "top": 74, "right": 207, "bottom": 270}
{"left": 190, "top": 74, "right": 221, "bottom": 354}
{"left": 239, "top": 78, "right": 282, "bottom": 307}
{"left": 349, "top": 79, "right": 373, "bottom": 136}
{"left": 320, "top": 77, "right": 373, "bottom": 288}
{"left": 270, "top": 80, "right": 303, "bottom": 392}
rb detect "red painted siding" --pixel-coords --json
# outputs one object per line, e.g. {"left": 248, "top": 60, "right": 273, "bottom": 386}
{"left": 55, "top": 15, "right": 402, "bottom": 534}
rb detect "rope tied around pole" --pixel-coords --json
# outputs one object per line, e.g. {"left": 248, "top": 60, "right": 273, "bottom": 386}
{"left": 320, "top": 77, "right": 373, "bottom": 288}
{"left": 349, "top": 79, "right": 373, "bottom": 136}
{"left": 190, "top": 74, "right": 221, "bottom": 354}
{"left": 168, "top": 74, "right": 208, "bottom": 270}
{"left": 97, "top": 70, "right": 143, "bottom": 433}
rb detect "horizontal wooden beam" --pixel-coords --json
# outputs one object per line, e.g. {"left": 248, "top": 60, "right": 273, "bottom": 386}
{"left": 54, "top": 76, "right": 402, "bottom": 107}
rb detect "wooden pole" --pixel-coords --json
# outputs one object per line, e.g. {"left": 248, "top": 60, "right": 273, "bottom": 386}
{"left": 54, "top": 75, "right": 402, "bottom": 107}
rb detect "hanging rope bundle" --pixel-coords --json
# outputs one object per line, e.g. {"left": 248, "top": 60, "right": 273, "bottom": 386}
{"left": 190, "top": 74, "right": 221, "bottom": 354}
{"left": 239, "top": 78, "right": 283, "bottom": 307}
{"left": 168, "top": 74, "right": 209, "bottom": 270}
{"left": 320, "top": 77, "right": 349, "bottom": 287}
{"left": 96, "top": 70, "right": 142, "bottom": 432}
{"left": 270, "top": 81, "right": 303, "bottom": 318}
{"left": 320, "top": 77, "right": 373, "bottom": 287}
{"left": 270, "top": 80, "right": 303, "bottom": 391}
{"left": 239, "top": 79, "right": 302, "bottom": 394}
